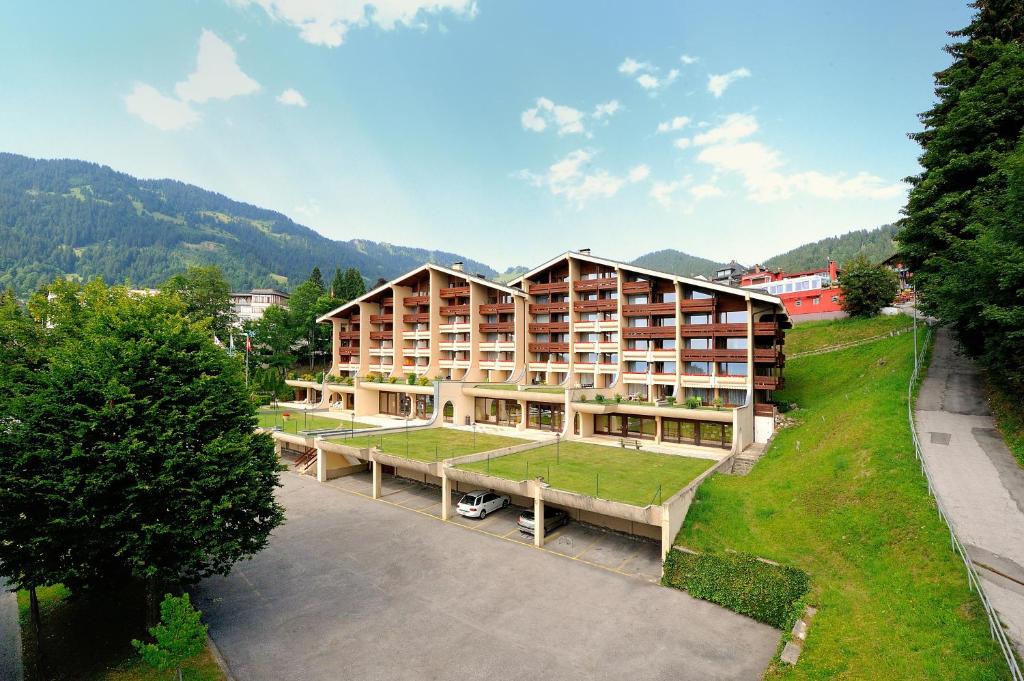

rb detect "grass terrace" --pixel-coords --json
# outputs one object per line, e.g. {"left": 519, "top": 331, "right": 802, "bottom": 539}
{"left": 457, "top": 441, "right": 714, "bottom": 506}
{"left": 257, "top": 408, "right": 375, "bottom": 434}
{"left": 674, "top": 329, "right": 1009, "bottom": 678}
{"left": 784, "top": 313, "right": 913, "bottom": 355}
{"left": 330, "top": 426, "right": 528, "bottom": 462}
{"left": 473, "top": 383, "right": 566, "bottom": 394}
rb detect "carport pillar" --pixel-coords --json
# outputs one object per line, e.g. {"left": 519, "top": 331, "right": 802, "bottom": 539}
{"left": 441, "top": 474, "right": 452, "bottom": 521}
{"left": 371, "top": 459, "right": 382, "bottom": 499}
{"left": 533, "top": 486, "right": 545, "bottom": 548}
{"left": 316, "top": 446, "right": 327, "bottom": 483}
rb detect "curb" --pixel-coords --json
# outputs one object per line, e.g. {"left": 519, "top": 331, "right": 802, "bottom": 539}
{"left": 206, "top": 633, "right": 237, "bottom": 681}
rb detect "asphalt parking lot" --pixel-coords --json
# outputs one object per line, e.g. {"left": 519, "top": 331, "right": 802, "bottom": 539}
{"left": 196, "top": 473, "right": 779, "bottom": 681}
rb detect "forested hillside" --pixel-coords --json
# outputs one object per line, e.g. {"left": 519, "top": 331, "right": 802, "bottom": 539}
{"left": 763, "top": 224, "right": 899, "bottom": 272}
{"left": 630, "top": 249, "right": 725, "bottom": 278}
{"left": 0, "top": 153, "right": 495, "bottom": 295}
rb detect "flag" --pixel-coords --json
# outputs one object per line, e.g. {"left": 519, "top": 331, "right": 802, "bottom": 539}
{"left": 245, "top": 334, "right": 252, "bottom": 352}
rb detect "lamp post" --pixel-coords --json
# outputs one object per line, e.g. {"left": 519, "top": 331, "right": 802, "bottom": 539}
{"left": 555, "top": 431, "right": 560, "bottom": 464}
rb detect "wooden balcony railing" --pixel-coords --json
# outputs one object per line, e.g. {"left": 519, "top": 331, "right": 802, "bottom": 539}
{"left": 528, "top": 281, "right": 569, "bottom": 294}
{"left": 403, "top": 313, "right": 430, "bottom": 324}
{"left": 754, "top": 403, "right": 776, "bottom": 417}
{"left": 338, "top": 330, "right": 360, "bottom": 340}
{"left": 753, "top": 375, "right": 783, "bottom": 390}
{"left": 439, "top": 286, "right": 470, "bottom": 298}
{"left": 529, "top": 322, "right": 569, "bottom": 333}
{"left": 678, "top": 298, "right": 715, "bottom": 312}
{"left": 621, "top": 327, "right": 675, "bottom": 340}
{"left": 381, "top": 297, "right": 394, "bottom": 306}
{"left": 403, "top": 294, "right": 429, "bottom": 306}
{"left": 622, "top": 302, "right": 676, "bottom": 316}
{"left": 369, "top": 314, "right": 393, "bottom": 324}
{"left": 479, "top": 322, "right": 514, "bottom": 333}
{"left": 337, "top": 347, "right": 360, "bottom": 357}
{"left": 529, "top": 342, "right": 569, "bottom": 353}
{"left": 529, "top": 302, "right": 569, "bottom": 314}
{"left": 369, "top": 330, "right": 391, "bottom": 340}
{"left": 440, "top": 304, "right": 470, "bottom": 316}
{"left": 350, "top": 315, "right": 360, "bottom": 323}
{"left": 753, "top": 322, "right": 782, "bottom": 336}
{"left": 479, "top": 302, "right": 514, "bottom": 314}
{"left": 573, "top": 277, "right": 617, "bottom": 292}
{"left": 753, "top": 348, "right": 783, "bottom": 364}
{"left": 573, "top": 299, "right": 618, "bottom": 312}
{"left": 620, "top": 280, "right": 651, "bottom": 295}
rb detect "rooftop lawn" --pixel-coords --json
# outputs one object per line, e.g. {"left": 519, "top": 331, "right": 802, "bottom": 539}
{"left": 457, "top": 441, "right": 714, "bottom": 506}
{"left": 473, "top": 383, "right": 565, "bottom": 394}
{"left": 676, "top": 330, "right": 1008, "bottom": 679}
{"left": 257, "top": 408, "right": 374, "bottom": 434}
{"left": 330, "top": 427, "right": 528, "bottom": 462}
{"left": 784, "top": 313, "right": 913, "bottom": 356}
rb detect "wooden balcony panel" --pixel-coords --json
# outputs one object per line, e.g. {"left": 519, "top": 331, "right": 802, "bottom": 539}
{"left": 529, "top": 302, "right": 569, "bottom": 314}
{"left": 573, "top": 278, "right": 617, "bottom": 292}
{"left": 369, "top": 314, "right": 393, "bottom": 324}
{"left": 712, "top": 349, "right": 748, "bottom": 362}
{"left": 529, "top": 342, "right": 569, "bottom": 353}
{"left": 479, "top": 322, "right": 514, "bottom": 333}
{"left": 528, "top": 281, "right": 569, "bottom": 294}
{"left": 479, "top": 302, "right": 514, "bottom": 314}
{"left": 350, "top": 315, "right": 360, "bottom": 323}
{"left": 678, "top": 298, "right": 715, "bottom": 311}
{"left": 337, "top": 347, "right": 360, "bottom": 356}
{"left": 620, "top": 281, "right": 651, "bottom": 295}
{"left": 338, "top": 330, "right": 360, "bottom": 340}
{"left": 403, "top": 295, "right": 430, "bottom": 306}
{"left": 529, "top": 322, "right": 569, "bottom": 333}
{"left": 754, "top": 403, "right": 777, "bottom": 417}
{"left": 753, "top": 322, "right": 782, "bottom": 336}
{"left": 753, "top": 375, "right": 783, "bottom": 390}
{"left": 753, "top": 348, "right": 783, "bottom": 363}
{"left": 439, "top": 286, "right": 470, "bottom": 298}
{"left": 440, "top": 304, "right": 470, "bottom": 316}
{"left": 573, "top": 299, "right": 618, "bottom": 312}
{"left": 715, "top": 323, "right": 748, "bottom": 336}
{"left": 381, "top": 297, "right": 394, "bottom": 306}
{"left": 369, "top": 330, "right": 392, "bottom": 340}
{"left": 403, "top": 313, "right": 430, "bottom": 324}
{"left": 622, "top": 302, "right": 675, "bottom": 316}
{"left": 621, "top": 327, "right": 676, "bottom": 340}
{"left": 680, "top": 349, "right": 715, "bottom": 361}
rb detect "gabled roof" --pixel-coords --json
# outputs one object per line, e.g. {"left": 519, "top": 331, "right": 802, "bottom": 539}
{"left": 316, "top": 262, "right": 525, "bottom": 323}
{"left": 508, "top": 250, "right": 789, "bottom": 314}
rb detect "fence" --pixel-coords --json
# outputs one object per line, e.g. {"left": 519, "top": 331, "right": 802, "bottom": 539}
{"left": 907, "top": 324, "right": 1023, "bottom": 680}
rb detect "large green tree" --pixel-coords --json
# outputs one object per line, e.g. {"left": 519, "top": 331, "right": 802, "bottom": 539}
{"left": 161, "top": 265, "right": 234, "bottom": 339}
{"left": 898, "top": 0, "right": 1024, "bottom": 388}
{"left": 839, "top": 255, "right": 899, "bottom": 318}
{"left": 340, "top": 267, "right": 366, "bottom": 301}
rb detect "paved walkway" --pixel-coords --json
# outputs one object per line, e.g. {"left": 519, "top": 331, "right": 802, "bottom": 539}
{"left": 0, "top": 579, "right": 23, "bottom": 681}
{"left": 196, "top": 474, "right": 779, "bottom": 681}
{"left": 916, "top": 327, "right": 1024, "bottom": 656}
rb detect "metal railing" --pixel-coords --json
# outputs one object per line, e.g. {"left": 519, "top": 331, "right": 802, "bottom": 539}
{"left": 907, "top": 319, "right": 1023, "bottom": 680}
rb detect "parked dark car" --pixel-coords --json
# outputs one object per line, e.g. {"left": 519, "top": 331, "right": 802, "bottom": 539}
{"left": 517, "top": 507, "right": 569, "bottom": 535}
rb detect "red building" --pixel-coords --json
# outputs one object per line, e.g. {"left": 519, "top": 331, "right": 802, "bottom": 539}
{"left": 740, "top": 260, "right": 846, "bottom": 321}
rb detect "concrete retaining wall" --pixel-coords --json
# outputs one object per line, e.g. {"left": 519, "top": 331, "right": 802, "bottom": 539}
{"left": 659, "top": 454, "right": 736, "bottom": 558}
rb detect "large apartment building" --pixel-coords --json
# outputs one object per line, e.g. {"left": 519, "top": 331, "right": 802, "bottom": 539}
{"left": 310, "top": 251, "right": 790, "bottom": 453}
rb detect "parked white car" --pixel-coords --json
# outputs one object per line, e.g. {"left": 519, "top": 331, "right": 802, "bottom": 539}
{"left": 456, "top": 490, "right": 510, "bottom": 519}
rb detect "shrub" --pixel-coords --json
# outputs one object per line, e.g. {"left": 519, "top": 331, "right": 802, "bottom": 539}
{"left": 595, "top": 394, "right": 605, "bottom": 403}
{"left": 315, "top": 371, "right": 325, "bottom": 383}
{"left": 614, "top": 394, "right": 623, "bottom": 403}
{"left": 712, "top": 397, "right": 723, "bottom": 410}
{"left": 662, "top": 550, "right": 809, "bottom": 629}
{"left": 406, "top": 372, "right": 416, "bottom": 385}
{"left": 417, "top": 376, "right": 431, "bottom": 386}
{"left": 685, "top": 396, "right": 703, "bottom": 409}
{"left": 132, "top": 593, "right": 207, "bottom": 681}
{"left": 665, "top": 396, "right": 676, "bottom": 406}
{"left": 387, "top": 376, "right": 398, "bottom": 384}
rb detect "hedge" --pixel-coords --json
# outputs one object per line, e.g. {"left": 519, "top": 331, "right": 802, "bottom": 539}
{"left": 662, "top": 549, "right": 809, "bottom": 629}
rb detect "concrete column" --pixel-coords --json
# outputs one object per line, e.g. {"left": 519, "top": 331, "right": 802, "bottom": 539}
{"left": 533, "top": 485, "right": 545, "bottom": 548}
{"left": 441, "top": 473, "right": 452, "bottom": 521}
{"left": 316, "top": 447, "right": 327, "bottom": 483}
{"left": 372, "top": 459, "right": 382, "bottom": 499}
{"left": 655, "top": 415, "right": 663, "bottom": 444}
{"left": 273, "top": 439, "right": 283, "bottom": 457}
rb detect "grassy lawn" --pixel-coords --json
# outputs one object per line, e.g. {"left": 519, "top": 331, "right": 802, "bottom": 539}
{"left": 17, "top": 584, "right": 223, "bottom": 681}
{"left": 256, "top": 408, "right": 374, "bottom": 434}
{"left": 676, "top": 330, "right": 1008, "bottom": 679}
{"left": 986, "top": 379, "right": 1024, "bottom": 469}
{"left": 785, "top": 313, "right": 913, "bottom": 356}
{"left": 473, "top": 383, "right": 565, "bottom": 394}
{"left": 330, "top": 427, "right": 528, "bottom": 462}
{"left": 458, "top": 441, "right": 714, "bottom": 506}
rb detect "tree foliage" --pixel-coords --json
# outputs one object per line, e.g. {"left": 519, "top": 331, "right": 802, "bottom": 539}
{"left": 839, "top": 255, "right": 899, "bottom": 317}
{"left": 764, "top": 224, "right": 899, "bottom": 273}
{"left": 898, "top": 0, "right": 1024, "bottom": 390}
{"left": 161, "top": 265, "right": 234, "bottom": 339}
{"left": 132, "top": 593, "right": 208, "bottom": 681}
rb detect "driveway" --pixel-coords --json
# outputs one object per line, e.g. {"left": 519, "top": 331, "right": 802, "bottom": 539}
{"left": 916, "top": 327, "right": 1024, "bottom": 656}
{"left": 196, "top": 473, "right": 779, "bottom": 681}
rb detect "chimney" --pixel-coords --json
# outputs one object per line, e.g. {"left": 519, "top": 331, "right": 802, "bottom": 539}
{"left": 827, "top": 258, "right": 838, "bottom": 281}
{"left": 579, "top": 248, "right": 591, "bottom": 255}
{"left": 451, "top": 261, "right": 464, "bottom": 272}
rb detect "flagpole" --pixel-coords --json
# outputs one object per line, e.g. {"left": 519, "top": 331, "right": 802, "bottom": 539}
{"left": 245, "top": 332, "right": 250, "bottom": 387}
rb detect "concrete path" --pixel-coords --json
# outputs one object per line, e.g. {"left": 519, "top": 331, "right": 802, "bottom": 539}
{"left": 196, "top": 473, "right": 779, "bottom": 681}
{"left": 916, "top": 327, "right": 1024, "bottom": 656}
{"left": 0, "top": 579, "right": 24, "bottom": 681}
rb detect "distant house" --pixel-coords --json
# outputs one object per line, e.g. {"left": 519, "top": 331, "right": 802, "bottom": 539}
{"left": 231, "top": 288, "right": 290, "bottom": 324}
{"left": 740, "top": 259, "right": 845, "bottom": 322}
{"left": 712, "top": 260, "right": 747, "bottom": 286}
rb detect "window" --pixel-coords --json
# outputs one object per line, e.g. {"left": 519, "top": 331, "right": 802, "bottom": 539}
{"left": 717, "top": 362, "right": 748, "bottom": 376}
{"left": 718, "top": 311, "right": 749, "bottom": 324}
{"left": 656, "top": 362, "right": 677, "bottom": 374}
{"left": 688, "top": 290, "right": 712, "bottom": 300}
{"left": 686, "top": 337, "right": 711, "bottom": 350}
{"left": 627, "top": 361, "right": 649, "bottom": 373}
{"left": 527, "top": 402, "right": 564, "bottom": 431}
{"left": 626, "top": 415, "right": 656, "bottom": 439}
{"left": 812, "top": 296, "right": 820, "bottom": 305}
{"left": 686, "top": 314, "right": 712, "bottom": 325}
{"left": 628, "top": 318, "right": 649, "bottom": 328}
{"left": 684, "top": 387, "right": 713, "bottom": 403}
{"left": 721, "top": 337, "right": 748, "bottom": 350}
{"left": 794, "top": 299, "right": 802, "bottom": 307}
{"left": 721, "top": 389, "right": 746, "bottom": 406}
{"left": 832, "top": 295, "right": 840, "bottom": 303}
{"left": 685, "top": 361, "right": 711, "bottom": 375}
{"left": 627, "top": 294, "right": 649, "bottom": 305}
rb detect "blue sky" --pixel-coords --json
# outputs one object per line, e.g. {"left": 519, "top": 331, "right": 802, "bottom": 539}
{"left": 0, "top": 1, "right": 972, "bottom": 270}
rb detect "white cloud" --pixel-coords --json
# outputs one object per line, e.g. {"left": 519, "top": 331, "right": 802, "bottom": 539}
{"left": 649, "top": 178, "right": 689, "bottom": 207}
{"left": 174, "top": 29, "right": 260, "bottom": 103}
{"left": 618, "top": 57, "right": 678, "bottom": 92}
{"left": 657, "top": 116, "right": 690, "bottom": 134}
{"left": 690, "top": 183, "right": 724, "bottom": 200}
{"left": 521, "top": 107, "right": 546, "bottom": 132}
{"left": 680, "top": 54, "right": 698, "bottom": 65}
{"left": 521, "top": 97, "right": 586, "bottom": 135}
{"left": 691, "top": 113, "right": 758, "bottom": 146}
{"left": 673, "top": 138, "right": 692, "bottom": 150}
{"left": 123, "top": 83, "right": 200, "bottom": 131}
{"left": 593, "top": 100, "right": 621, "bottom": 119}
{"left": 229, "top": 0, "right": 477, "bottom": 47}
{"left": 617, "top": 57, "right": 650, "bottom": 75}
{"left": 277, "top": 88, "right": 308, "bottom": 107}
{"left": 517, "top": 150, "right": 646, "bottom": 208}
{"left": 707, "top": 67, "right": 751, "bottom": 98}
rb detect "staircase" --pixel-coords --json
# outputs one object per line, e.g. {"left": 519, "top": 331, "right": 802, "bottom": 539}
{"left": 293, "top": 446, "right": 318, "bottom": 474}
{"left": 731, "top": 443, "right": 766, "bottom": 476}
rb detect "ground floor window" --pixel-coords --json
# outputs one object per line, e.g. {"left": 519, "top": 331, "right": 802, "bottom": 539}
{"left": 442, "top": 401, "right": 454, "bottom": 423}
{"left": 594, "top": 413, "right": 655, "bottom": 439}
{"left": 475, "top": 397, "right": 521, "bottom": 427}
{"left": 527, "top": 402, "right": 564, "bottom": 431}
{"left": 662, "top": 418, "right": 732, "bottom": 449}
{"left": 415, "top": 394, "right": 434, "bottom": 419}
{"left": 379, "top": 391, "right": 409, "bottom": 416}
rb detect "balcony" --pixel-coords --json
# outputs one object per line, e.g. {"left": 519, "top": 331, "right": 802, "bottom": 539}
{"left": 337, "top": 347, "right": 360, "bottom": 357}
{"left": 679, "top": 323, "right": 750, "bottom": 337}
{"left": 621, "top": 302, "right": 676, "bottom": 316}
{"left": 440, "top": 286, "right": 470, "bottom": 298}
{"left": 754, "top": 403, "right": 777, "bottom": 417}
{"left": 573, "top": 277, "right": 617, "bottom": 292}
{"left": 404, "top": 294, "right": 429, "bottom": 306}
{"left": 369, "top": 330, "right": 391, "bottom": 341}
{"left": 479, "top": 322, "right": 514, "bottom": 333}
{"left": 403, "top": 313, "right": 430, "bottom": 324}
{"left": 529, "top": 281, "right": 569, "bottom": 294}
{"left": 440, "top": 304, "right": 470, "bottom": 316}
{"left": 620, "top": 280, "right": 651, "bottom": 295}
{"left": 350, "top": 315, "right": 361, "bottom": 323}
{"left": 753, "top": 375, "right": 783, "bottom": 390}
{"left": 338, "top": 330, "right": 360, "bottom": 340}
{"left": 479, "top": 302, "right": 514, "bottom": 314}
{"left": 678, "top": 298, "right": 715, "bottom": 312}
{"left": 382, "top": 297, "right": 394, "bottom": 307}
{"left": 369, "top": 314, "right": 393, "bottom": 324}
{"left": 529, "top": 302, "right": 569, "bottom": 314}
{"left": 754, "top": 322, "right": 782, "bottom": 336}
{"left": 573, "top": 299, "right": 618, "bottom": 313}
{"left": 530, "top": 322, "right": 569, "bottom": 333}
{"left": 621, "top": 327, "right": 675, "bottom": 340}
{"left": 529, "top": 342, "right": 569, "bottom": 353}
{"left": 754, "top": 348, "right": 783, "bottom": 364}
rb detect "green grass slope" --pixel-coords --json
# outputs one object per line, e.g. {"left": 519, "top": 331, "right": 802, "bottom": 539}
{"left": 784, "top": 314, "right": 914, "bottom": 356}
{"left": 676, "top": 331, "right": 1007, "bottom": 679}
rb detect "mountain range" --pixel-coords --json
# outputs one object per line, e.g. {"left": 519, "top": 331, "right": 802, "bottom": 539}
{"left": 0, "top": 152, "right": 900, "bottom": 295}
